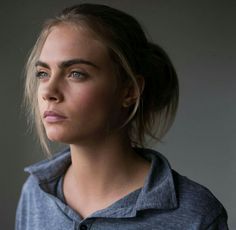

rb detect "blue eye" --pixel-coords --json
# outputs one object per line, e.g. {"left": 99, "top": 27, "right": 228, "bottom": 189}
{"left": 70, "top": 71, "right": 86, "bottom": 79}
{"left": 35, "top": 71, "right": 49, "bottom": 79}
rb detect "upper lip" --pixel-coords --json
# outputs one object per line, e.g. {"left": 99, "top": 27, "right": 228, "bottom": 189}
{"left": 43, "top": 110, "right": 67, "bottom": 118}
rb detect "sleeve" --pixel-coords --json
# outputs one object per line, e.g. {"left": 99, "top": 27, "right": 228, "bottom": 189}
{"left": 206, "top": 207, "right": 229, "bottom": 230}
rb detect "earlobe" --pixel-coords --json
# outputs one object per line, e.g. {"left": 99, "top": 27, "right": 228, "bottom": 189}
{"left": 122, "top": 75, "right": 145, "bottom": 108}
{"left": 122, "top": 100, "right": 133, "bottom": 108}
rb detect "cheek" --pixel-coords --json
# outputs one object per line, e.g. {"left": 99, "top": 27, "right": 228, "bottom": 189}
{"left": 71, "top": 85, "right": 113, "bottom": 113}
{"left": 37, "top": 88, "right": 44, "bottom": 114}
{"left": 74, "top": 86, "right": 122, "bottom": 132}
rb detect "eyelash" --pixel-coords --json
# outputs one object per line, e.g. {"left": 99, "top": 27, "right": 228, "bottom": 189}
{"left": 69, "top": 71, "right": 87, "bottom": 79}
{"left": 35, "top": 70, "right": 88, "bottom": 80}
{"left": 35, "top": 71, "right": 49, "bottom": 79}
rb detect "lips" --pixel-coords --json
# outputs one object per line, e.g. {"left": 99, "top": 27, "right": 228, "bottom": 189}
{"left": 43, "top": 111, "right": 67, "bottom": 123}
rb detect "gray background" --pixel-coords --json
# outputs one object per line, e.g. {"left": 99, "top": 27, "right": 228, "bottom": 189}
{"left": 0, "top": 0, "right": 235, "bottom": 229}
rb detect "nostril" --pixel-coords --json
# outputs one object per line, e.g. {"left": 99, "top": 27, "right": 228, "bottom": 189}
{"left": 40, "top": 81, "right": 63, "bottom": 102}
{"left": 49, "top": 96, "right": 58, "bottom": 101}
{"left": 42, "top": 93, "right": 62, "bottom": 102}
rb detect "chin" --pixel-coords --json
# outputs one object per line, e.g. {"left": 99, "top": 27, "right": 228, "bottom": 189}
{"left": 46, "top": 133, "right": 67, "bottom": 143}
{"left": 45, "top": 127, "right": 72, "bottom": 143}
{"left": 45, "top": 127, "right": 87, "bottom": 145}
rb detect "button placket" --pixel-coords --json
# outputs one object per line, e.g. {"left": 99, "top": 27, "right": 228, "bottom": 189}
{"left": 79, "top": 224, "right": 88, "bottom": 230}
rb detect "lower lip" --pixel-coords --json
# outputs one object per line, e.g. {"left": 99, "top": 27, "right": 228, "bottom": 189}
{"left": 44, "top": 116, "right": 67, "bottom": 123}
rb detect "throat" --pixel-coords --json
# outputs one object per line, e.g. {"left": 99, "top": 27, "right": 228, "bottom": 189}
{"left": 62, "top": 151, "right": 151, "bottom": 219}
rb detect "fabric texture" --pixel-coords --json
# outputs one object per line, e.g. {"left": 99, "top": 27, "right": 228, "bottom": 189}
{"left": 15, "top": 147, "right": 228, "bottom": 230}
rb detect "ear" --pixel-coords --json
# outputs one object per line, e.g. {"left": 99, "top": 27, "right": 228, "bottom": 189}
{"left": 122, "top": 75, "right": 145, "bottom": 108}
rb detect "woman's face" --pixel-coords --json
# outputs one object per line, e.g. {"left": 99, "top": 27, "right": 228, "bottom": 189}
{"left": 37, "top": 24, "right": 125, "bottom": 144}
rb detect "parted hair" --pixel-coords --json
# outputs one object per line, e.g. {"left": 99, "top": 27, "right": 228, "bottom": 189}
{"left": 24, "top": 3, "right": 179, "bottom": 154}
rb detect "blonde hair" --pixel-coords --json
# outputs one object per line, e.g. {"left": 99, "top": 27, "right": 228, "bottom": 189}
{"left": 24, "top": 3, "right": 179, "bottom": 155}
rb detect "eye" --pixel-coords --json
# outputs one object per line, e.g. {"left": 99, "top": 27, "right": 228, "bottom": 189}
{"left": 35, "top": 71, "right": 49, "bottom": 79}
{"left": 69, "top": 71, "right": 87, "bottom": 79}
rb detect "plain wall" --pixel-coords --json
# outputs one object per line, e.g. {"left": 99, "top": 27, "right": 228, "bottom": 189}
{"left": 0, "top": 0, "right": 235, "bottom": 229}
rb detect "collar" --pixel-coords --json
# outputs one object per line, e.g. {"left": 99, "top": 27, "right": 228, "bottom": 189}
{"left": 25, "top": 147, "right": 178, "bottom": 218}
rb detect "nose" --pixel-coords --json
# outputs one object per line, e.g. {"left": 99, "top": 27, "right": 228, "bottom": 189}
{"left": 40, "top": 78, "right": 63, "bottom": 103}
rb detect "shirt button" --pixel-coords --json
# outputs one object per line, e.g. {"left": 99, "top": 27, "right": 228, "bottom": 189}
{"left": 80, "top": 224, "right": 88, "bottom": 230}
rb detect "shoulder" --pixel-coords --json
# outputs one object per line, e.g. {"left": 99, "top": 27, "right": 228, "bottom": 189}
{"left": 172, "top": 170, "right": 228, "bottom": 228}
{"left": 15, "top": 175, "right": 61, "bottom": 230}
{"left": 173, "top": 170, "right": 223, "bottom": 212}
{"left": 17, "top": 148, "right": 71, "bottom": 212}
{"left": 15, "top": 176, "right": 42, "bottom": 229}
{"left": 16, "top": 175, "right": 45, "bottom": 211}
{"left": 16, "top": 173, "right": 59, "bottom": 215}
{"left": 21, "top": 174, "right": 38, "bottom": 191}
{"left": 20, "top": 174, "right": 44, "bottom": 196}
{"left": 134, "top": 147, "right": 228, "bottom": 228}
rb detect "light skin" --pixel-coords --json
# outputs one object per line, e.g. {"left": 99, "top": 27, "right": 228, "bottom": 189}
{"left": 37, "top": 24, "right": 150, "bottom": 219}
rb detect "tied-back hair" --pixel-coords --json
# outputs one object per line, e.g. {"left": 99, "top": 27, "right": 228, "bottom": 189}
{"left": 24, "top": 3, "right": 179, "bottom": 154}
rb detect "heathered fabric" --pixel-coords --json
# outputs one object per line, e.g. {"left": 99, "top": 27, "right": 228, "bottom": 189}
{"left": 15, "top": 147, "right": 228, "bottom": 230}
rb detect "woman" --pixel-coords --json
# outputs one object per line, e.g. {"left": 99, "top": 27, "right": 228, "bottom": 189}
{"left": 15, "top": 3, "right": 228, "bottom": 230}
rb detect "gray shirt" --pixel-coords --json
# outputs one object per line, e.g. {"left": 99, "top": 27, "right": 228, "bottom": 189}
{"left": 15, "top": 147, "right": 228, "bottom": 230}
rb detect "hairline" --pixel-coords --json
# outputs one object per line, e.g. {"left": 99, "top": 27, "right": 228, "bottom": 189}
{"left": 26, "top": 17, "right": 140, "bottom": 154}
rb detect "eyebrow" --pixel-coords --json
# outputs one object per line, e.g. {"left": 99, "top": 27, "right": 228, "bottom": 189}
{"left": 35, "top": 59, "right": 99, "bottom": 69}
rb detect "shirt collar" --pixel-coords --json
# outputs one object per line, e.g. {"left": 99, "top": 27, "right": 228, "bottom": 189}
{"left": 25, "top": 148, "right": 71, "bottom": 182}
{"left": 134, "top": 147, "right": 178, "bottom": 211}
{"left": 25, "top": 147, "right": 178, "bottom": 218}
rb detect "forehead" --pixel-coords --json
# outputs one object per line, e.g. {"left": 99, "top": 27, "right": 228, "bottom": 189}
{"left": 39, "top": 24, "right": 109, "bottom": 64}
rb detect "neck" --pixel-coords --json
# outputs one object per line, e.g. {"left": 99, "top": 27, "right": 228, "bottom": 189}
{"left": 67, "top": 133, "right": 148, "bottom": 198}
